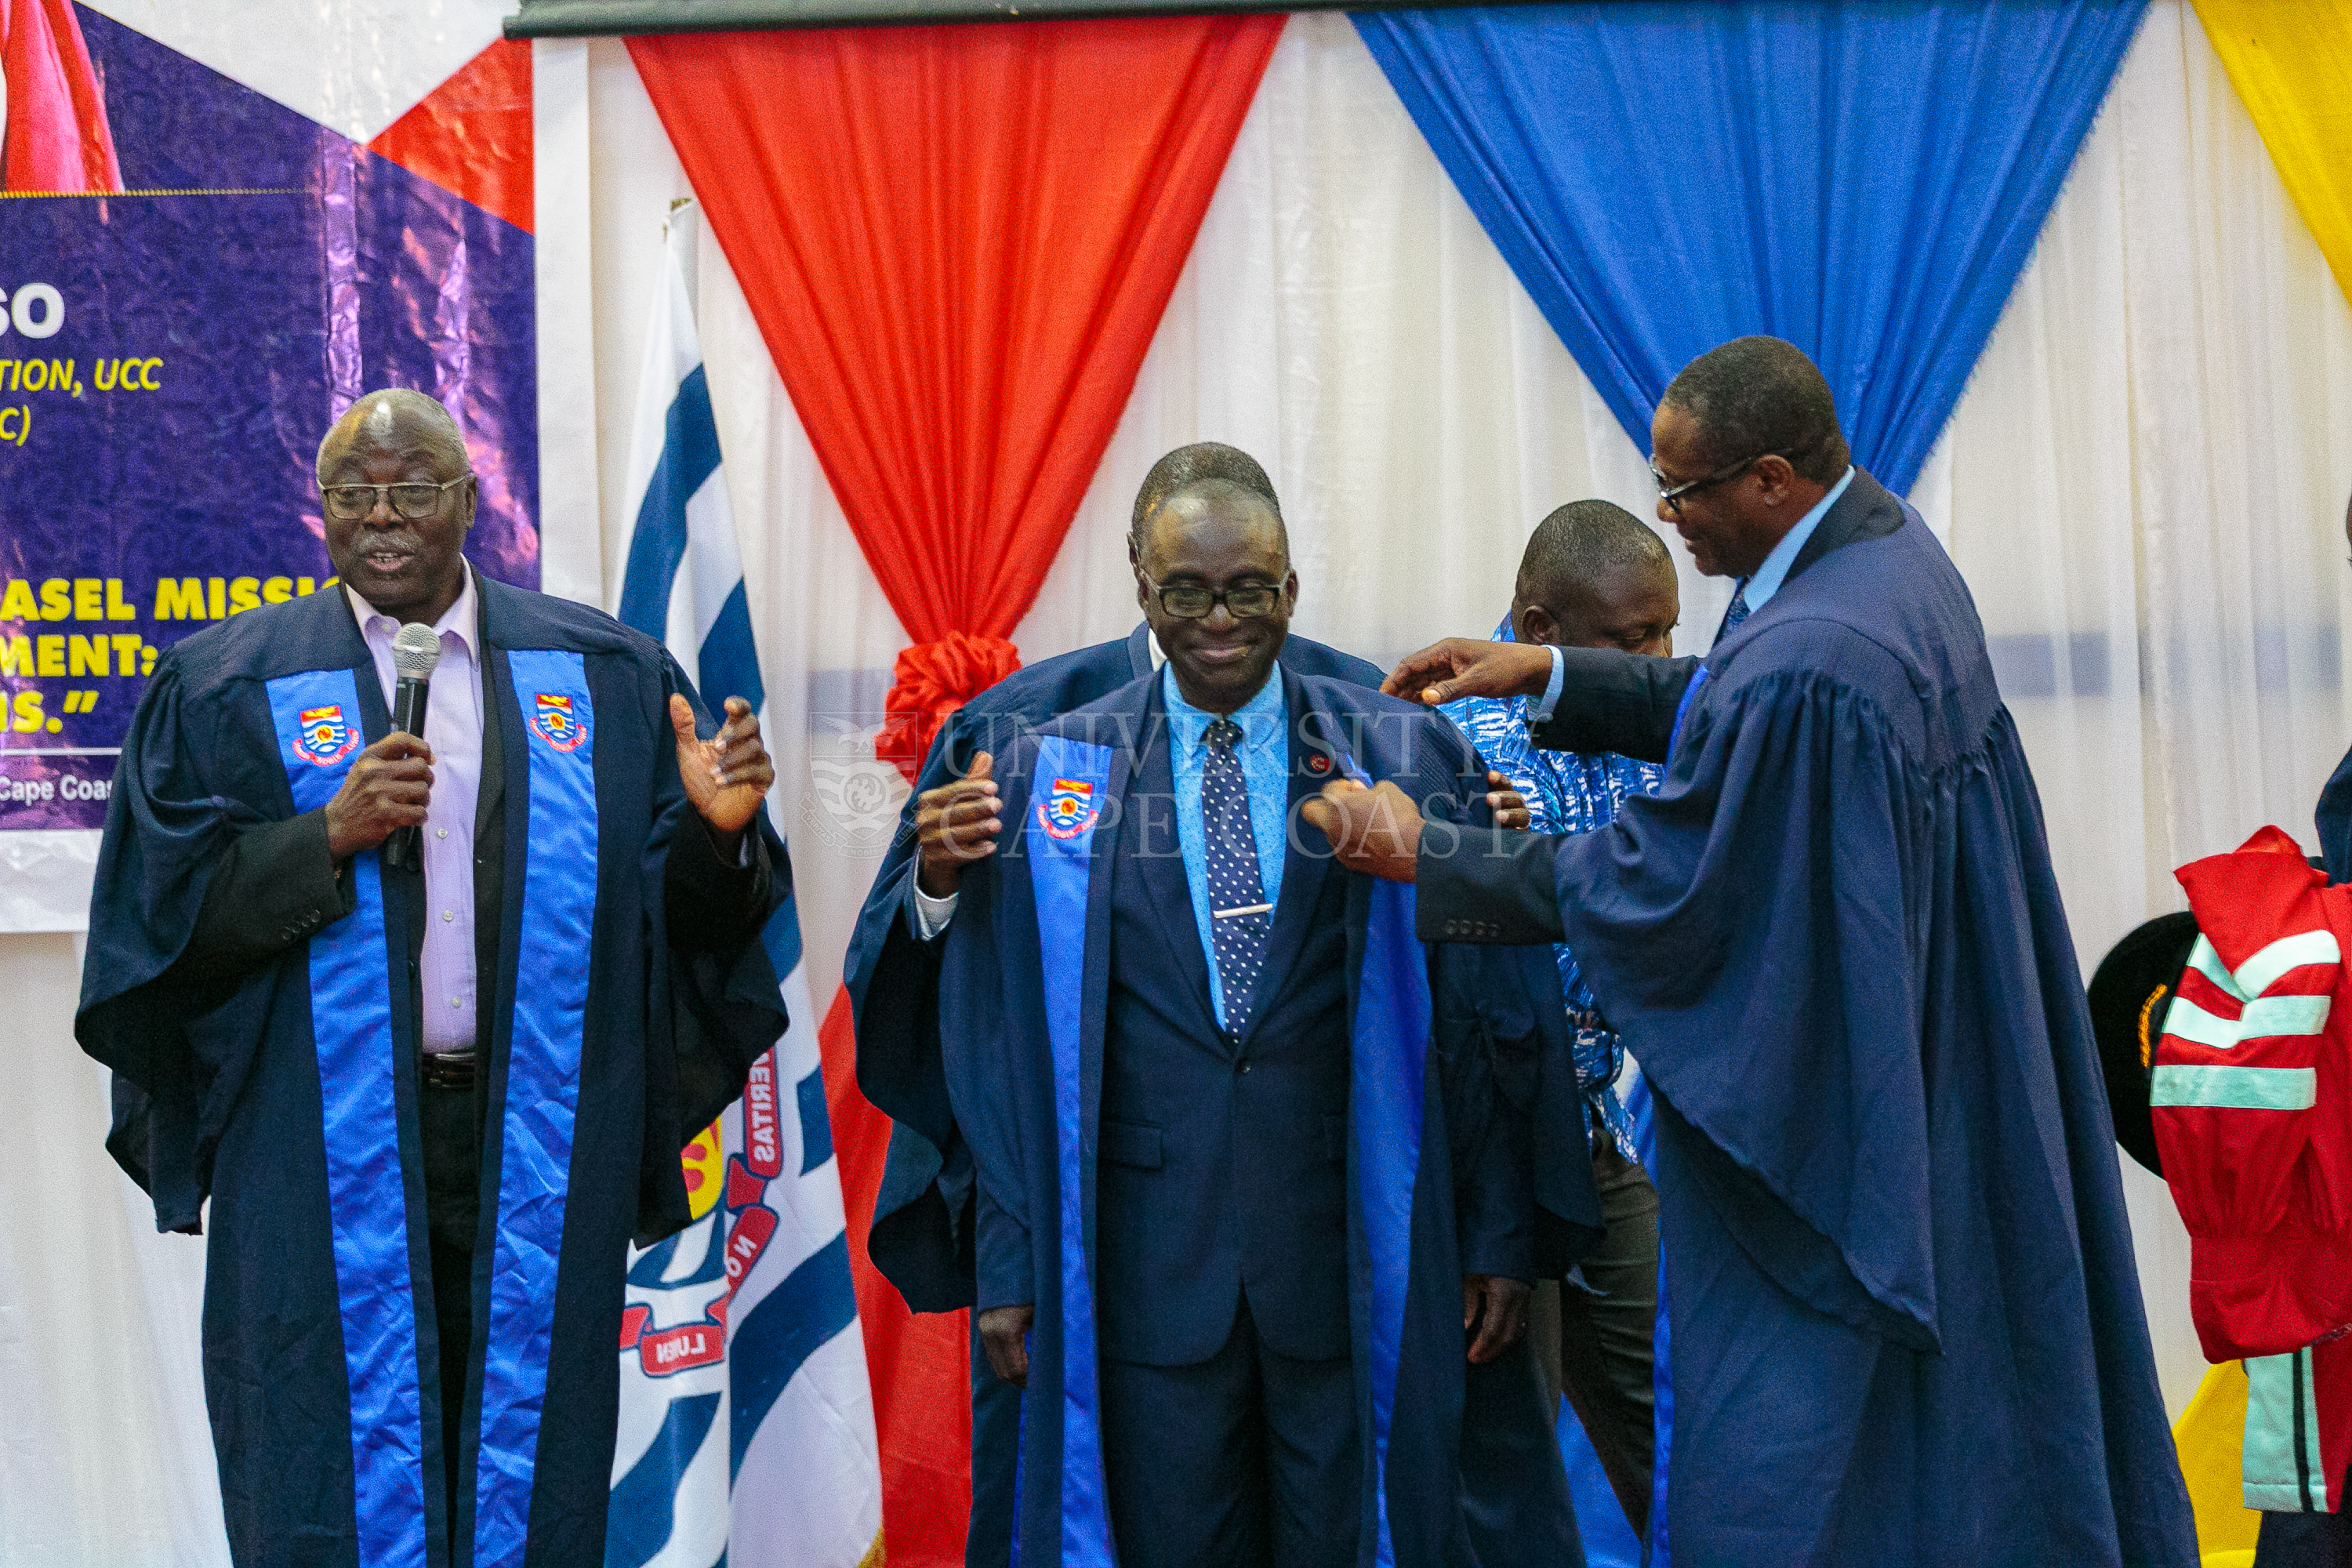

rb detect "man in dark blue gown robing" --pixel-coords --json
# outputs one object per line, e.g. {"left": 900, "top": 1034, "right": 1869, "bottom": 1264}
{"left": 1307, "top": 338, "right": 2197, "bottom": 1567}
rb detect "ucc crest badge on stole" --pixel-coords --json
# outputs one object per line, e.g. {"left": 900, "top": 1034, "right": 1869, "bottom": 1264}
{"left": 532, "top": 691, "right": 587, "bottom": 751}
{"left": 293, "top": 704, "right": 358, "bottom": 766}
{"left": 1040, "top": 778, "right": 1098, "bottom": 840}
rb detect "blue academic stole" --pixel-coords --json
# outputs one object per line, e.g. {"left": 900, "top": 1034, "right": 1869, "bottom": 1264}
{"left": 1335, "top": 758, "right": 1428, "bottom": 1568}
{"left": 267, "top": 649, "right": 599, "bottom": 1568}
{"left": 1025, "top": 735, "right": 1120, "bottom": 1568}
{"left": 1668, "top": 665, "right": 1710, "bottom": 764}
{"left": 1020, "top": 738, "right": 1430, "bottom": 1568}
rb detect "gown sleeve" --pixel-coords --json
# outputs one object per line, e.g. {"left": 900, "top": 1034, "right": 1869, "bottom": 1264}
{"left": 637, "top": 652, "right": 791, "bottom": 1243}
{"left": 75, "top": 654, "right": 281, "bottom": 1229}
{"left": 1556, "top": 656, "right": 1941, "bottom": 1350}
{"left": 850, "top": 711, "right": 967, "bottom": 1138}
{"left": 1413, "top": 712, "right": 1603, "bottom": 1281}
{"left": 851, "top": 713, "right": 978, "bottom": 1312}
{"left": 2159, "top": 831, "right": 2348, "bottom": 1358}
{"left": 1525, "top": 648, "right": 1701, "bottom": 763}
{"left": 935, "top": 746, "right": 1042, "bottom": 1316}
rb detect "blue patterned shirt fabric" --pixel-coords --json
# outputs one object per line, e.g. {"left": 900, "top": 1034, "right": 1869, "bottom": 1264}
{"left": 1441, "top": 615, "right": 1661, "bottom": 1158}
{"left": 1165, "top": 664, "right": 1290, "bottom": 1030}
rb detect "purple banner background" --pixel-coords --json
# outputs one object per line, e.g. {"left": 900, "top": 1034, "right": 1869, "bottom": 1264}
{"left": 0, "top": 7, "right": 537, "bottom": 831}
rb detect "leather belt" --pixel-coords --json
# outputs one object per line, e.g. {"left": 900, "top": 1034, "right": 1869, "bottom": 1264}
{"left": 420, "top": 1051, "right": 479, "bottom": 1091}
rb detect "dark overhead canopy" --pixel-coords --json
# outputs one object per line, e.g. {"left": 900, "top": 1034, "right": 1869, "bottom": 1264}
{"left": 505, "top": 0, "right": 1545, "bottom": 37}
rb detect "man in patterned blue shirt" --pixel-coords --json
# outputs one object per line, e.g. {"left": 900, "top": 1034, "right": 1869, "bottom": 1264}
{"left": 1443, "top": 499, "right": 1676, "bottom": 1537}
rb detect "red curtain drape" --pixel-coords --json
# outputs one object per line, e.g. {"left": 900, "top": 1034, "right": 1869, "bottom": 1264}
{"left": 633, "top": 21, "right": 1280, "bottom": 1560}
{"left": 1, "top": 0, "right": 122, "bottom": 193}
{"left": 630, "top": 14, "right": 1282, "bottom": 778}
{"left": 818, "top": 989, "right": 971, "bottom": 1566}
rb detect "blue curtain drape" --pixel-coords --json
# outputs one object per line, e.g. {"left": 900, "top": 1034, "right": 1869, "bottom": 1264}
{"left": 1355, "top": 2, "right": 2147, "bottom": 495}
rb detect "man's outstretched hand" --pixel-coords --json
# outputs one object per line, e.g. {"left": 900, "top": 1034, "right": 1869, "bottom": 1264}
{"left": 1463, "top": 1276, "right": 1530, "bottom": 1363}
{"left": 670, "top": 693, "right": 776, "bottom": 849}
{"left": 978, "top": 1303, "right": 1035, "bottom": 1388}
{"left": 1383, "top": 638, "right": 1555, "bottom": 707}
{"left": 1299, "top": 779, "right": 1425, "bottom": 883}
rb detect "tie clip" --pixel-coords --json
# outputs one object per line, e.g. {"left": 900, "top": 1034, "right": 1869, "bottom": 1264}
{"left": 1214, "top": 902, "right": 1273, "bottom": 919}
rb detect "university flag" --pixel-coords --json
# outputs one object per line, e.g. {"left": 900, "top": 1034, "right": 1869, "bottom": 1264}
{"left": 606, "top": 200, "right": 883, "bottom": 1568}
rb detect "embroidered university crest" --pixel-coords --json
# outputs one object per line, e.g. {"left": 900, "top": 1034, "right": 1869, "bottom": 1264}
{"left": 293, "top": 704, "right": 358, "bottom": 767}
{"left": 1039, "top": 777, "right": 1098, "bottom": 840}
{"left": 532, "top": 692, "right": 587, "bottom": 751}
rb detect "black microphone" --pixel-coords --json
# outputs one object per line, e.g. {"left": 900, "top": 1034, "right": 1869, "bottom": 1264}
{"left": 384, "top": 622, "right": 441, "bottom": 870}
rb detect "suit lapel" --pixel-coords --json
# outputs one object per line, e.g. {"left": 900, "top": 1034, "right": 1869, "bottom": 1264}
{"left": 1115, "top": 674, "right": 1223, "bottom": 1045}
{"left": 1236, "top": 666, "right": 1331, "bottom": 1050}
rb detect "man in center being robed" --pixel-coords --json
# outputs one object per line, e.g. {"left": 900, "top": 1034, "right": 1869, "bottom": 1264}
{"left": 907, "top": 474, "right": 1597, "bottom": 1565}
{"left": 848, "top": 442, "right": 1403, "bottom": 1563}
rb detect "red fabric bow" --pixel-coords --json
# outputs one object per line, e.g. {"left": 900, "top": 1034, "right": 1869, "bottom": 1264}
{"left": 875, "top": 632, "right": 1022, "bottom": 785}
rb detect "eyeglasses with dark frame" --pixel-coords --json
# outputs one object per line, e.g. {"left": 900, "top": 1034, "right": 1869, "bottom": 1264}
{"left": 321, "top": 475, "right": 472, "bottom": 523}
{"left": 1141, "top": 571, "right": 1285, "bottom": 620}
{"left": 1649, "top": 449, "right": 1798, "bottom": 520}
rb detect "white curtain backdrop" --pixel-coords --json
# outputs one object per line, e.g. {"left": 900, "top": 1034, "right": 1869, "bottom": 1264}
{"left": 9, "top": 2, "right": 2352, "bottom": 1560}
{"left": 575, "top": 5, "right": 2352, "bottom": 1419}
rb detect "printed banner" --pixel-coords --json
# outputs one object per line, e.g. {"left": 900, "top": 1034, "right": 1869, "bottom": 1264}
{"left": 0, "top": 6, "right": 535, "bottom": 920}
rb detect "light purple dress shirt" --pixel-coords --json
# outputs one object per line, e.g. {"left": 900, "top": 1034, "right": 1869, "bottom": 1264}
{"left": 348, "top": 565, "right": 485, "bottom": 1055}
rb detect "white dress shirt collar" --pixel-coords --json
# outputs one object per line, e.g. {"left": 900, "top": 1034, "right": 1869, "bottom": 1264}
{"left": 343, "top": 558, "right": 479, "bottom": 654}
{"left": 1742, "top": 465, "right": 1856, "bottom": 615}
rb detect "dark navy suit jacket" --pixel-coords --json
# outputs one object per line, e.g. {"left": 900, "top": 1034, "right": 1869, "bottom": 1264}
{"left": 968, "top": 666, "right": 1533, "bottom": 1370}
{"left": 1058, "top": 670, "right": 1359, "bottom": 1365}
{"left": 850, "top": 625, "right": 1381, "bottom": 1313}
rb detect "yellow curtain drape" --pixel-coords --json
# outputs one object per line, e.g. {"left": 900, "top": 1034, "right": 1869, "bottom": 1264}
{"left": 2192, "top": 0, "right": 2352, "bottom": 307}
{"left": 2174, "top": 1359, "right": 2263, "bottom": 1566}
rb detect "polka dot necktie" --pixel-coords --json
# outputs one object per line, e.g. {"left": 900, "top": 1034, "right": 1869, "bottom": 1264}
{"left": 1203, "top": 717, "right": 1272, "bottom": 1041}
{"left": 1713, "top": 578, "right": 1753, "bottom": 647}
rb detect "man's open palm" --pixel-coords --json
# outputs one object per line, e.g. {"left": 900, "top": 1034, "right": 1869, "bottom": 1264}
{"left": 670, "top": 693, "right": 775, "bottom": 836}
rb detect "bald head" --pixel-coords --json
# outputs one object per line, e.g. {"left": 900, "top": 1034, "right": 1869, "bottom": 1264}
{"left": 1513, "top": 499, "right": 1679, "bottom": 656}
{"left": 1131, "top": 442, "right": 1283, "bottom": 550}
{"left": 316, "top": 388, "right": 476, "bottom": 625}
{"left": 1516, "top": 500, "right": 1671, "bottom": 609}
{"left": 317, "top": 388, "right": 468, "bottom": 481}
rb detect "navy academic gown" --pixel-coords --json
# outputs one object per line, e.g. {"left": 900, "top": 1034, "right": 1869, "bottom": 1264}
{"left": 1417, "top": 470, "right": 2197, "bottom": 1566}
{"left": 2317, "top": 744, "right": 2352, "bottom": 884}
{"left": 77, "top": 578, "right": 789, "bottom": 1568}
{"left": 927, "top": 666, "right": 1597, "bottom": 1567}
{"left": 846, "top": 625, "right": 1381, "bottom": 1563}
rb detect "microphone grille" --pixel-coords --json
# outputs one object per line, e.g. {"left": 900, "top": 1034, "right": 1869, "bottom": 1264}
{"left": 390, "top": 622, "right": 443, "bottom": 681}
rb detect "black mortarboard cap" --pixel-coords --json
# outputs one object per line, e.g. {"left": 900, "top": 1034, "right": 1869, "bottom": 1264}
{"left": 2085, "top": 911, "right": 2199, "bottom": 1178}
